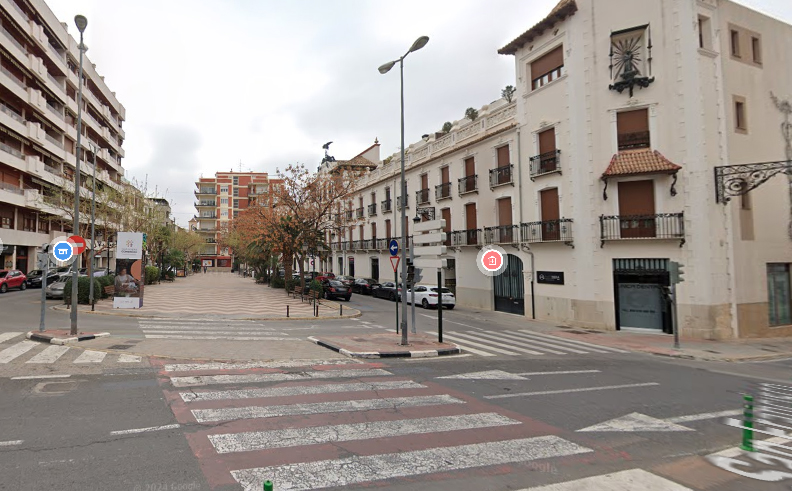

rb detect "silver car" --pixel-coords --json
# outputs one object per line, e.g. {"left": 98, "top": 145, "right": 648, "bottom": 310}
{"left": 45, "top": 277, "right": 68, "bottom": 299}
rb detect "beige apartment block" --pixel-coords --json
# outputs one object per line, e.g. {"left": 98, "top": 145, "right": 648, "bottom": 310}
{"left": 0, "top": 0, "right": 126, "bottom": 272}
{"left": 328, "top": 0, "right": 792, "bottom": 340}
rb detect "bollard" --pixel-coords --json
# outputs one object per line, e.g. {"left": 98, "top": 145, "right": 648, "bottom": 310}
{"left": 740, "top": 394, "right": 754, "bottom": 452}
{"left": 263, "top": 480, "right": 274, "bottom": 491}
{"left": 286, "top": 305, "right": 289, "bottom": 318}
{"left": 340, "top": 304, "right": 343, "bottom": 316}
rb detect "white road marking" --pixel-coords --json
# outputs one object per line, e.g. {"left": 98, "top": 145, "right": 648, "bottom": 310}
{"left": 192, "top": 394, "right": 464, "bottom": 423}
{"left": 211, "top": 412, "right": 519, "bottom": 453}
{"left": 140, "top": 330, "right": 281, "bottom": 336}
{"left": 164, "top": 359, "right": 361, "bottom": 372}
{"left": 144, "top": 335, "right": 293, "bottom": 341}
{"left": 0, "top": 332, "right": 23, "bottom": 343}
{"left": 169, "top": 368, "right": 392, "bottom": 387}
{"left": 518, "top": 330, "right": 629, "bottom": 353}
{"left": 490, "top": 330, "right": 573, "bottom": 354}
{"left": 0, "top": 341, "right": 38, "bottom": 363}
{"left": 517, "top": 370, "right": 601, "bottom": 376}
{"left": 437, "top": 370, "right": 528, "bottom": 380}
{"left": 181, "top": 380, "right": 425, "bottom": 402}
{"left": 11, "top": 374, "right": 71, "bottom": 380}
{"left": 26, "top": 345, "right": 70, "bottom": 364}
{"left": 471, "top": 331, "right": 548, "bottom": 355}
{"left": 577, "top": 412, "right": 694, "bottom": 432}
{"left": 139, "top": 325, "right": 279, "bottom": 332}
{"left": 428, "top": 333, "right": 496, "bottom": 357}
{"left": 485, "top": 382, "right": 660, "bottom": 399}
{"left": 519, "top": 468, "right": 693, "bottom": 490}
{"left": 404, "top": 353, "right": 473, "bottom": 361}
{"left": 117, "top": 354, "right": 142, "bottom": 363}
{"left": 110, "top": 424, "right": 181, "bottom": 435}
{"left": 0, "top": 440, "right": 23, "bottom": 446}
{"left": 666, "top": 409, "right": 742, "bottom": 424}
{"left": 438, "top": 332, "right": 521, "bottom": 355}
{"left": 231, "top": 435, "right": 592, "bottom": 490}
{"left": 73, "top": 350, "right": 106, "bottom": 363}
{"left": 503, "top": 331, "right": 591, "bottom": 354}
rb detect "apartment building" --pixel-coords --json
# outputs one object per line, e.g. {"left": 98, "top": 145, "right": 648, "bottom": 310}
{"left": 0, "top": 0, "right": 126, "bottom": 272}
{"left": 194, "top": 171, "right": 281, "bottom": 270}
{"left": 328, "top": 0, "right": 792, "bottom": 340}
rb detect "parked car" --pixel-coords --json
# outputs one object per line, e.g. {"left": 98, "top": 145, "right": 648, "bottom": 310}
{"left": 45, "top": 277, "right": 68, "bottom": 299}
{"left": 0, "top": 270, "right": 27, "bottom": 293}
{"left": 320, "top": 279, "right": 351, "bottom": 301}
{"left": 407, "top": 285, "right": 456, "bottom": 309}
{"left": 335, "top": 275, "right": 355, "bottom": 287}
{"left": 352, "top": 278, "right": 379, "bottom": 295}
{"left": 373, "top": 281, "right": 404, "bottom": 301}
{"left": 315, "top": 272, "right": 335, "bottom": 282}
{"left": 26, "top": 270, "right": 61, "bottom": 288}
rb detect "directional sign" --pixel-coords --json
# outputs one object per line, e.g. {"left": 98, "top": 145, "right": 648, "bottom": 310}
{"left": 69, "top": 235, "right": 87, "bottom": 254}
{"left": 390, "top": 256, "right": 400, "bottom": 272}
{"left": 389, "top": 239, "right": 399, "bottom": 257}
{"left": 413, "top": 232, "right": 446, "bottom": 245}
{"left": 413, "top": 258, "right": 448, "bottom": 269}
{"left": 414, "top": 245, "right": 447, "bottom": 256}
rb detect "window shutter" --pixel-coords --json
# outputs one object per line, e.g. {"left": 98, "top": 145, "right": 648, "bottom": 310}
{"left": 530, "top": 45, "right": 564, "bottom": 81}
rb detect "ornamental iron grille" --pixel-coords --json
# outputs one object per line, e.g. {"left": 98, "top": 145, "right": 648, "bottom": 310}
{"left": 609, "top": 25, "right": 654, "bottom": 97}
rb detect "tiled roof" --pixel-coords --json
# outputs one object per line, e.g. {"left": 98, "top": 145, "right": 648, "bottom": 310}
{"left": 602, "top": 149, "right": 682, "bottom": 178}
{"left": 498, "top": 0, "right": 578, "bottom": 55}
{"left": 330, "top": 155, "right": 377, "bottom": 170}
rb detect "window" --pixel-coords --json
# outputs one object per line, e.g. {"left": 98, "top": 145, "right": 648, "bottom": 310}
{"left": 698, "top": 16, "right": 712, "bottom": 50}
{"left": 530, "top": 45, "right": 564, "bottom": 90}
{"left": 233, "top": 211, "right": 239, "bottom": 218}
{"left": 768, "top": 264, "right": 792, "bottom": 326}
{"left": 385, "top": 219, "right": 391, "bottom": 240}
{"left": 220, "top": 198, "right": 228, "bottom": 205}
{"left": 0, "top": 206, "right": 12, "bottom": 229}
{"left": 221, "top": 210, "right": 228, "bottom": 217}
{"left": 22, "top": 214, "right": 35, "bottom": 232}
{"left": 233, "top": 188, "right": 239, "bottom": 197}
{"left": 752, "top": 36, "right": 761, "bottom": 64}
{"left": 220, "top": 186, "right": 228, "bottom": 194}
{"left": 233, "top": 176, "right": 239, "bottom": 185}
{"left": 617, "top": 108, "right": 650, "bottom": 150}
{"left": 731, "top": 30, "right": 740, "bottom": 57}
{"left": 233, "top": 199, "right": 239, "bottom": 208}
{"left": 734, "top": 97, "right": 747, "bottom": 133}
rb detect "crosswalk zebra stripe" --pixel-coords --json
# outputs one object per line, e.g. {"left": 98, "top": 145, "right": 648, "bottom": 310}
{"left": 26, "top": 345, "right": 70, "bottom": 364}
{"left": 518, "top": 468, "right": 694, "bottom": 490}
{"left": 518, "top": 330, "right": 629, "bottom": 353}
{"left": 138, "top": 324, "right": 276, "bottom": 330}
{"left": 140, "top": 330, "right": 282, "bottom": 336}
{"left": 144, "top": 335, "right": 293, "bottom": 341}
{"left": 192, "top": 394, "right": 464, "bottom": 423}
{"left": 181, "top": 380, "right": 425, "bottom": 403}
{"left": 428, "top": 333, "right": 496, "bottom": 357}
{"left": 118, "top": 354, "right": 142, "bottom": 363}
{"left": 164, "top": 359, "right": 362, "bottom": 372}
{"left": 486, "top": 330, "right": 570, "bottom": 354}
{"left": 0, "top": 341, "right": 38, "bottom": 363}
{"left": 0, "top": 332, "right": 23, "bottom": 344}
{"left": 170, "top": 368, "right": 393, "bottom": 388}
{"left": 472, "top": 331, "right": 549, "bottom": 355}
{"left": 231, "top": 435, "right": 593, "bottom": 490}
{"left": 73, "top": 350, "right": 107, "bottom": 363}
{"left": 440, "top": 332, "right": 523, "bottom": 355}
{"left": 210, "top": 412, "right": 519, "bottom": 453}
{"left": 495, "top": 331, "right": 590, "bottom": 354}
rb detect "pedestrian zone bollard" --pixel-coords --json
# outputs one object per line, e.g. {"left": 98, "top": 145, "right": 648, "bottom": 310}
{"left": 340, "top": 304, "right": 343, "bottom": 316}
{"left": 286, "top": 305, "right": 289, "bottom": 318}
{"left": 740, "top": 394, "right": 754, "bottom": 452}
{"left": 263, "top": 480, "right": 273, "bottom": 491}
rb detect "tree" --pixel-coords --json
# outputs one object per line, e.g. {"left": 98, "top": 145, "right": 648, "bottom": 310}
{"left": 442, "top": 121, "right": 453, "bottom": 133}
{"left": 465, "top": 107, "right": 479, "bottom": 121}
{"left": 171, "top": 229, "right": 205, "bottom": 275}
{"left": 502, "top": 85, "right": 516, "bottom": 103}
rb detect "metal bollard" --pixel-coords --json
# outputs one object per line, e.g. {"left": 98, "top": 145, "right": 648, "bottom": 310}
{"left": 263, "top": 480, "right": 274, "bottom": 491}
{"left": 740, "top": 394, "right": 754, "bottom": 452}
{"left": 286, "top": 305, "right": 289, "bottom": 318}
{"left": 340, "top": 304, "right": 343, "bottom": 316}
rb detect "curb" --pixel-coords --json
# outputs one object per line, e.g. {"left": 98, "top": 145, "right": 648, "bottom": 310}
{"left": 26, "top": 331, "right": 110, "bottom": 345}
{"left": 308, "top": 336, "right": 461, "bottom": 359}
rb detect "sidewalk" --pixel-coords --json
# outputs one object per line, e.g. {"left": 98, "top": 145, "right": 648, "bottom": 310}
{"left": 52, "top": 272, "right": 360, "bottom": 320}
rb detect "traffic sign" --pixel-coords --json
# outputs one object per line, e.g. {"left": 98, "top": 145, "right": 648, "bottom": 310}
{"left": 52, "top": 240, "right": 73, "bottom": 262}
{"left": 389, "top": 239, "right": 399, "bottom": 256}
{"left": 69, "top": 235, "right": 86, "bottom": 254}
{"left": 390, "top": 256, "right": 400, "bottom": 272}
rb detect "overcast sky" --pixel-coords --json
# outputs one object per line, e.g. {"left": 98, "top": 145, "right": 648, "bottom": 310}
{"left": 46, "top": 0, "right": 792, "bottom": 227}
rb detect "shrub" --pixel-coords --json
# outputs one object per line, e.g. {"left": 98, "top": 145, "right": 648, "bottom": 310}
{"left": 271, "top": 276, "right": 285, "bottom": 289}
{"left": 97, "top": 275, "right": 114, "bottom": 299}
{"left": 284, "top": 278, "right": 298, "bottom": 292}
{"left": 309, "top": 279, "right": 323, "bottom": 295}
{"left": 144, "top": 266, "right": 160, "bottom": 285}
{"left": 63, "top": 277, "right": 102, "bottom": 305}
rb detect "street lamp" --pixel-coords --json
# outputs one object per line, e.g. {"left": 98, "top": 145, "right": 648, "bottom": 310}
{"left": 378, "top": 35, "right": 429, "bottom": 346}
{"left": 88, "top": 143, "right": 97, "bottom": 311}
{"left": 71, "top": 14, "right": 88, "bottom": 335}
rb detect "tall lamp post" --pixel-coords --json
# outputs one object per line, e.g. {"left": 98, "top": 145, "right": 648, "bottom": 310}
{"left": 88, "top": 143, "right": 97, "bottom": 311}
{"left": 71, "top": 14, "right": 88, "bottom": 335}
{"left": 378, "top": 35, "right": 429, "bottom": 346}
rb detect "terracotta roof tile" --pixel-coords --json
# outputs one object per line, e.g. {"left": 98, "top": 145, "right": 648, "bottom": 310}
{"left": 602, "top": 149, "right": 682, "bottom": 178}
{"left": 498, "top": 0, "right": 578, "bottom": 55}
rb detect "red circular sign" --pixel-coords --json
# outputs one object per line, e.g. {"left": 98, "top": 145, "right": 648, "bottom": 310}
{"left": 482, "top": 250, "right": 503, "bottom": 271}
{"left": 69, "top": 235, "right": 87, "bottom": 254}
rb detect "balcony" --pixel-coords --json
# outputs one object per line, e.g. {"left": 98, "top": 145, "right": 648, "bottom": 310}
{"left": 529, "top": 150, "right": 561, "bottom": 179}
{"left": 0, "top": 102, "right": 25, "bottom": 125}
{"left": 345, "top": 210, "right": 353, "bottom": 221}
{"left": 368, "top": 203, "right": 377, "bottom": 216}
{"left": 0, "top": 141, "right": 24, "bottom": 160}
{"left": 196, "top": 227, "right": 216, "bottom": 233}
{"left": 617, "top": 131, "right": 651, "bottom": 151}
{"left": 356, "top": 207, "right": 364, "bottom": 219}
{"left": 45, "top": 133, "right": 63, "bottom": 149}
{"left": 361, "top": 239, "right": 374, "bottom": 250}
{"left": 458, "top": 175, "right": 478, "bottom": 195}
{"left": 451, "top": 229, "right": 481, "bottom": 247}
{"left": 397, "top": 195, "right": 409, "bottom": 210}
{"left": 484, "top": 225, "right": 519, "bottom": 245}
{"left": 489, "top": 164, "right": 514, "bottom": 188}
{"left": 435, "top": 182, "right": 452, "bottom": 201}
{"left": 194, "top": 188, "right": 215, "bottom": 197}
{"left": 0, "top": 181, "right": 23, "bottom": 195}
{"left": 599, "top": 213, "right": 685, "bottom": 247}
{"left": 521, "top": 219, "right": 574, "bottom": 244}
{"left": 195, "top": 201, "right": 216, "bottom": 207}
{"left": 375, "top": 238, "right": 388, "bottom": 250}
{"left": 416, "top": 188, "right": 430, "bottom": 205}
{"left": 381, "top": 199, "right": 392, "bottom": 213}
{"left": 205, "top": 239, "right": 217, "bottom": 244}
{"left": 0, "top": 65, "right": 25, "bottom": 89}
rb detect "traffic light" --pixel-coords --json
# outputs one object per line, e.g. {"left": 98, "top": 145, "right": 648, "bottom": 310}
{"left": 676, "top": 262, "right": 685, "bottom": 283}
{"left": 669, "top": 261, "right": 685, "bottom": 285}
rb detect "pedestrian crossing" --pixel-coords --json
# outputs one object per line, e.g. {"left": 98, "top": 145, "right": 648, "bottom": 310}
{"left": 0, "top": 333, "right": 141, "bottom": 366}
{"left": 137, "top": 319, "right": 293, "bottom": 341}
{"left": 436, "top": 329, "right": 630, "bottom": 357}
{"left": 156, "top": 360, "right": 624, "bottom": 491}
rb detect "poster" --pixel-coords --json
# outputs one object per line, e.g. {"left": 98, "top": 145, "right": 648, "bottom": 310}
{"left": 113, "top": 232, "right": 144, "bottom": 309}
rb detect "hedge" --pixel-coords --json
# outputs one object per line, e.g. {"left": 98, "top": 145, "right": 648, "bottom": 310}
{"left": 97, "top": 275, "right": 114, "bottom": 299}
{"left": 271, "top": 276, "right": 285, "bottom": 289}
{"left": 63, "top": 277, "right": 102, "bottom": 305}
{"left": 284, "top": 278, "right": 298, "bottom": 292}
{"left": 144, "top": 266, "right": 160, "bottom": 285}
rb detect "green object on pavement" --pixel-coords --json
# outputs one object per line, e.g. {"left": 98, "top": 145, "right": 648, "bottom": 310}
{"left": 263, "top": 480, "right": 273, "bottom": 491}
{"left": 740, "top": 394, "right": 754, "bottom": 452}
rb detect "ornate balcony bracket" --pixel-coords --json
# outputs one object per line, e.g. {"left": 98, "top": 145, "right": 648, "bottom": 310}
{"left": 670, "top": 173, "right": 678, "bottom": 197}
{"left": 714, "top": 160, "right": 792, "bottom": 203}
{"left": 564, "top": 241, "right": 575, "bottom": 249}
{"left": 602, "top": 171, "right": 677, "bottom": 201}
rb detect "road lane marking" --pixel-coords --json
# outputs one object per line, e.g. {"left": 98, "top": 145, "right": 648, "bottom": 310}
{"left": 11, "top": 374, "right": 72, "bottom": 380}
{"left": 0, "top": 332, "right": 23, "bottom": 343}
{"left": 504, "top": 332, "right": 591, "bottom": 354}
{"left": 169, "top": 368, "right": 392, "bottom": 387}
{"left": 192, "top": 394, "right": 465, "bottom": 423}
{"left": 117, "top": 354, "right": 142, "bottom": 363}
{"left": 485, "top": 382, "right": 660, "bottom": 399}
{"left": 491, "top": 330, "right": 574, "bottom": 354}
{"left": 438, "top": 332, "right": 521, "bottom": 355}
{"left": 26, "top": 345, "right": 70, "bottom": 364}
{"left": 231, "top": 435, "right": 592, "bottom": 490}
{"left": 438, "top": 370, "right": 528, "bottom": 380}
{"left": 73, "top": 350, "right": 106, "bottom": 363}
{"left": 427, "top": 334, "right": 496, "bottom": 357}
{"left": 164, "top": 359, "right": 362, "bottom": 372}
{"left": 473, "top": 331, "right": 548, "bottom": 355}
{"left": 519, "top": 468, "right": 693, "bottom": 490}
{"left": 0, "top": 440, "right": 23, "bottom": 446}
{"left": 139, "top": 330, "right": 281, "bottom": 336}
{"left": 666, "top": 409, "right": 742, "bottom": 424}
{"left": 517, "top": 370, "right": 601, "bottom": 376}
{"left": 144, "top": 335, "right": 293, "bottom": 341}
{"left": 0, "top": 341, "right": 38, "bottom": 363}
{"left": 180, "top": 380, "right": 425, "bottom": 402}
{"left": 578, "top": 412, "right": 694, "bottom": 432}
{"left": 210, "top": 413, "right": 519, "bottom": 453}
{"left": 518, "top": 330, "right": 629, "bottom": 353}
{"left": 110, "top": 424, "right": 181, "bottom": 435}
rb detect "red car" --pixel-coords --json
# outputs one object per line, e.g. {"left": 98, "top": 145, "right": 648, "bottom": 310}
{"left": 315, "top": 272, "right": 336, "bottom": 282}
{"left": 0, "top": 270, "right": 27, "bottom": 293}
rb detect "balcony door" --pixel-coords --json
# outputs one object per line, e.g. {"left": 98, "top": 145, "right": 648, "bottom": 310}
{"left": 497, "top": 197, "right": 513, "bottom": 243}
{"left": 465, "top": 203, "right": 477, "bottom": 245}
{"left": 496, "top": 145, "right": 511, "bottom": 184}
{"left": 618, "top": 180, "right": 656, "bottom": 238}
{"left": 540, "top": 188, "right": 560, "bottom": 241}
{"left": 463, "top": 157, "right": 476, "bottom": 192}
{"left": 538, "top": 128, "right": 557, "bottom": 173}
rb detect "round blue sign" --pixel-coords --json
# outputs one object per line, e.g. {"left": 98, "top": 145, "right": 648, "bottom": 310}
{"left": 389, "top": 239, "right": 399, "bottom": 257}
{"left": 52, "top": 240, "right": 73, "bottom": 262}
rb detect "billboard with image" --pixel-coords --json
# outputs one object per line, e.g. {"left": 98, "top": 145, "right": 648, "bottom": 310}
{"left": 113, "top": 232, "right": 144, "bottom": 309}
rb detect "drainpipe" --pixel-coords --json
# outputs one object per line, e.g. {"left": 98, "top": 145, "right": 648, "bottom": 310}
{"left": 516, "top": 126, "right": 536, "bottom": 319}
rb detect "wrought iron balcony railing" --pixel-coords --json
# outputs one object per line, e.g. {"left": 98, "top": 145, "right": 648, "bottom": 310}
{"left": 617, "top": 131, "right": 651, "bottom": 150}
{"left": 458, "top": 175, "right": 477, "bottom": 195}
{"left": 368, "top": 203, "right": 377, "bottom": 216}
{"left": 356, "top": 207, "right": 364, "bottom": 219}
{"left": 416, "top": 188, "right": 430, "bottom": 205}
{"left": 451, "top": 229, "right": 481, "bottom": 246}
{"left": 435, "top": 182, "right": 452, "bottom": 200}
{"left": 381, "top": 199, "right": 392, "bottom": 213}
{"left": 529, "top": 150, "right": 561, "bottom": 179}
{"left": 521, "top": 219, "right": 573, "bottom": 243}
{"left": 195, "top": 201, "right": 216, "bottom": 207}
{"left": 345, "top": 210, "right": 353, "bottom": 221}
{"left": 397, "top": 195, "right": 409, "bottom": 210}
{"left": 489, "top": 164, "right": 514, "bottom": 187}
{"left": 599, "top": 212, "right": 685, "bottom": 247}
{"left": 484, "top": 225, "right": 519, "bottom": 245}
{"left": 375, "top": 238, "right": 388, "bottom": 250}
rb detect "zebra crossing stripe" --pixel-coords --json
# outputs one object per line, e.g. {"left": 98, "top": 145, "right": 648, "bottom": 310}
{"left": 518, "top": 330, "right": 629, "bottom": 353}
{"left": 169, "top": 368, "right": 392, "bottom": 388}
{"left": 440, "top": 332, "right": 522, "bottom": 355}
{"left": 210, "top": 412, "right": 520, "bottom": 453}
{"left": 73, "top": 350, "right": 107, "bottom": 363}
{"left": 0, "top": 440, "right": 23, "bottom": 447}
{"left": 0, "top": 332, "right": 23, "bottom": 343}
{"left": 144, "top": 335, "right": 293, "bottom": 341}
{"left": 518, "top": 468, "right": 694, "bottom": 490}
{"left": 428, "top": 333, "right": 496, "bottom": 357}
{"left": 496, "top": 331, "right": 589, "bottom": 354}
{"left": 164, "top": 359, "right": 362, "bottom": 372}
{"left": 140, "top": 330, "right": 281, "bottom": 336}
{"left": 231, "top": 435, "right": 593, "bottom": 490}
{"left": 192, "top": 394, "right": 464, "bottom": 423}
{"left": 26, "top": 345, "right": 70, "bottom": 364}
{"left": 472, "top": 331, "right": 549, "bottom": 355}
{"left": 487, "top": 330, "right": 570, "bottom": 354}
{"left": 139, "top": 325, "right": 279, "bottom": 332}
{"left": 181, "top": 380, "right": 425, "bottom": 402}
{"left": 118, "top": 354, "right": 142, "bottom": 363}
{"left": 0, "top": 341, "right": 38, "bottom": 363}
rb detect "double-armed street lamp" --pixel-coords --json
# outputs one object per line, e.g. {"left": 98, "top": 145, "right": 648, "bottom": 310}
{"left": 378, "top": 36, "right": 429, "bottom": 346}
{"left": 71, "top": 14, "right": 88, "bottom": 335}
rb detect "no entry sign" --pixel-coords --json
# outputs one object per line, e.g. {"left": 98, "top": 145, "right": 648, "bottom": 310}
{"left": 69, "top": 235, "right": 87, "bottom": 254}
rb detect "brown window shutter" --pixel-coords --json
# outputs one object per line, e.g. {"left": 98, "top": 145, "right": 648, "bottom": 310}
{"left": 385, "top": 220, "right": 391, "bottom": 240}
{"left": 538, "top": 128, "right": 556, "bottom": 154}
{"left": 464, "top": 157, "right": 475, "bottom": 177}
{"left": 618, "top": 180, "right": 655, "bottom": 215}
{"left": 421, "top": 174, "right": 428, "bottom": 189}
{"left": 531, "top": 45, "right": 564, "bottom": 81}
{"left": 540, "top": 188, "right": 560, "bottom": 221}
{"left": 359, "top": 224, "right": 364, "bottom": 239}
{"left": 465, "top": 203, "right": 477, "bottom": 230}
{"left": 441, "top": 166, "right": 449, "bottom": 183}
{"left": 617, "top": 109, "right": 649, "bottom": 135}
{"left": 497, "top": 145, "right": 510, "bottom": 167}
{"left": 441, "top": 208, "right": 451, "bottom": 231}
{"left": 498, "top": 198, "right": 512, "bottom": 226}
{"left": 371, "top": 222, "right": 376, "bottom": 239}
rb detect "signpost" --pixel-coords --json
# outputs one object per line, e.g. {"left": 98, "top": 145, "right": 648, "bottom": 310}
{"left": 411, "top": 219, "right": 451, "bottom": 342}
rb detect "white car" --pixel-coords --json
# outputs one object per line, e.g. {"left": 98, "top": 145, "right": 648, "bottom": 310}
{"left": 407, "top": 285, "right": 456, "bottom": 309}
